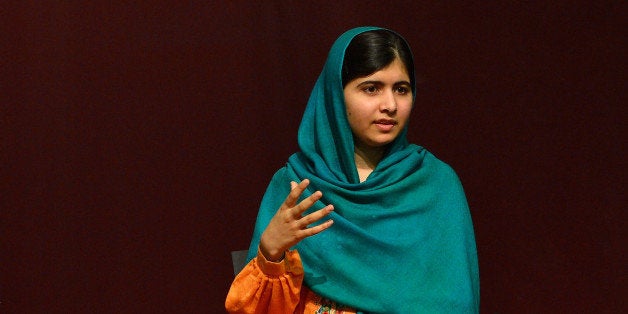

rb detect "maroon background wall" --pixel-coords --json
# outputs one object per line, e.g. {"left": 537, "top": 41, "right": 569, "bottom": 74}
{"left": 3, "top": 2, "right": 625, "bottom": 313}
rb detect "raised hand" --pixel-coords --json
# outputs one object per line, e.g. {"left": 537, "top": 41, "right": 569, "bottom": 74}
{"left": 259, "top": 179, "right": 334, "bottom": 262}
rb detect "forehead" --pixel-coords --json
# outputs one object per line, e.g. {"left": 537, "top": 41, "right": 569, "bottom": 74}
{"left": 359, "top": 58, "right": 410, "bottom": 81}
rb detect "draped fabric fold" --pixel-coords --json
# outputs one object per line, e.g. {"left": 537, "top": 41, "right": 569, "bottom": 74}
{"left": 246, "top": 26, "right": 479, "bottom": 313}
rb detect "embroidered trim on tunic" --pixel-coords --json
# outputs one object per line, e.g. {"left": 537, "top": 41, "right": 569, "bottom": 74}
{"left": 314, "top": 294, "right": 351, "bottom": 313}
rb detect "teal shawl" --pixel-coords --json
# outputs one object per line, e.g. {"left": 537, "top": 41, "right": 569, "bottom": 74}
{"left": 246, "top": 27, "right": 479, "bottom": 313}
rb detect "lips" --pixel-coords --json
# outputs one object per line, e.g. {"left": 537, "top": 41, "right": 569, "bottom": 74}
{"left": 374, "top": 119, "right": 397, "bottom": 125}
{"left": 374, "top": 119, "right": 397, "bottom": 131}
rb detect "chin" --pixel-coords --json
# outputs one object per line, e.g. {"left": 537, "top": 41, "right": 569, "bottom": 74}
{"left": 364, "top": 138, "right": 396, "bottom": 148}
{"left": 355, "top": 133, "right": 399, "bottom": 149}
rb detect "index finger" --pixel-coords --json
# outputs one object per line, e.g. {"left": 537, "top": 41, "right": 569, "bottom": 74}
{"left": 282, "top": 179, "right": 310, "bottom": 208}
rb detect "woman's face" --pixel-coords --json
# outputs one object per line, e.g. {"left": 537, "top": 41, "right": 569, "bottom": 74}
{"left": 343, "top": 58, "right": 413, "bottom": 150}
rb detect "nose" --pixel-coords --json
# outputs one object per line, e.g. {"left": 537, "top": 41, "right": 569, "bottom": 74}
{"left": 380, "top": 90, "right": 397, "bottom": 113}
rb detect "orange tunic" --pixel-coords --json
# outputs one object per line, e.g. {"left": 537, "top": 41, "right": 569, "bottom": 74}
{"left": 225, "top": 249, "right": 356, "bottom": 313}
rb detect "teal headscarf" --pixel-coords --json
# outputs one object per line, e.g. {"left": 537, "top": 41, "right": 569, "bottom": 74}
{"left": 247, "top": 27, "right": 479, "bottom": 313}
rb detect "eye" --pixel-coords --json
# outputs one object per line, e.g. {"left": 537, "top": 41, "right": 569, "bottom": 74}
{"left": 395, "top": 86, "right": 410, "bottom": 95}
{"left": 362, "top": 85, "right": 379, "bottom": 94}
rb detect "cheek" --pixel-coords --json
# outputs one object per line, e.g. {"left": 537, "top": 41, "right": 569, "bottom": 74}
{"left": 397, "top": 103, "right": 413, "bottom": 125}
{"left": 345, "top": 110, "right": 360, "bottom": 131}
{"left": 345, "top": 104, "right": 366, "bottom": 124}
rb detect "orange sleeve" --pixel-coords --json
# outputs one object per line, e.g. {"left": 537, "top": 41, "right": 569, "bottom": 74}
{"left": 225, "top": 248, "right": 304, "bottom": 314}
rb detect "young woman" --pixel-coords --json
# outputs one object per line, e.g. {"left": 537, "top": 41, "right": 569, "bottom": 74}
{"left": 226, "top": 26, "right": 479, "bottom": 313}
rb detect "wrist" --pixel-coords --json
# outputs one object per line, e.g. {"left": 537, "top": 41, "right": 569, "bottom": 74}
{"left": 259, "top": 245, "right": 286, "bottom": 263}
{"left": 259, "top": 242, "right": 285, "bottom": 262}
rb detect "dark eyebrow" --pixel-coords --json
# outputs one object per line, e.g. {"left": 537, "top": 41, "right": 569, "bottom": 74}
{"left": 394, "top": 81, "right": 412, "bottom": 86}
{"left": 356, "top": 80, "right": 383, "bottom": 87}
{"left": 356, "top": 80, "right": 411, "bottom": 87}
